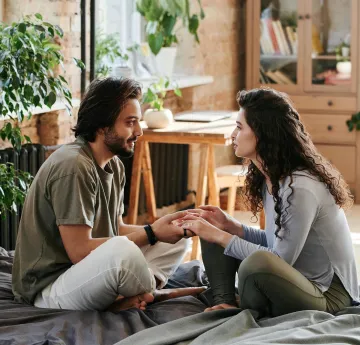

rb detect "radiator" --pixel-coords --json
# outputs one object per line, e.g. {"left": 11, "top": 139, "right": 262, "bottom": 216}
{"left": 122, "top": 143, "right": 189, "bottom": 215}
{"left": 0, "top": 144, "right": 46, "bottom": 250}
{"left": 0, "top": 143, "right": 189, "bottom": 250}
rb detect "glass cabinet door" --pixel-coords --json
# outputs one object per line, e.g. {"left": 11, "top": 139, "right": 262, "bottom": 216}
{"left": 256, "top": 0, "right": 304, "bottom": 91}
{"left": 304, "top": 0, "right": 357, "bottom": 92}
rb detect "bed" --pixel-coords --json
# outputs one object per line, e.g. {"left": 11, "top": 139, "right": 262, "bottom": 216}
{"left": 1, "top": 247, "right": 360, "bottom": 345}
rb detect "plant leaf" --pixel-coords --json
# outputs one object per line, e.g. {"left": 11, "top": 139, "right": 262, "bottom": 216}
{"left": 34, "top": 25, "right": 45, "bottom": 32}
{"left": 24, "top": 85, "right": 33, "bottom": 100}
{"left": 188, "top": 15, "right": 199, "bottom": 34}
{"left": 33, "top": 95, "right": 40, "bottom": 107}
{"left": 35, "top": 13, "right": 43, "bottom": 20}
{"left": 47, "top": 91, "right": 56, "bottom": 108}
{"left": 73, "top": 57, "right": 85, "bottom": 70}
{"left": 54, "top": 25, "right": 64, "bottom": 38}
{"left": 148, "top": 33, "right": 164, "bottom": 55}
{"left": 18, "top": 23, "right": 27, "bottom": 33}
{"left": 162, "top": 14, "right": 176, "bottom": 37}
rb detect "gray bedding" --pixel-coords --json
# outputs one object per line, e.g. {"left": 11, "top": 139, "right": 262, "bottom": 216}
{"left": 2, "top": 247, "right": 360, "bottom": 345}
{"left": 0, "top": 247, "right": 208, "bottom": 345}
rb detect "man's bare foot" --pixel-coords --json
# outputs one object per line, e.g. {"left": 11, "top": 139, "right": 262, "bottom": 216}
{"left": 153, "top": 286, "right": 207, "bottom": 303}
{"left": 107, "top": 293, "right": 154, "bottom": 312}
{"left": 204, "top": 303, "right": 239, "bottom": 312}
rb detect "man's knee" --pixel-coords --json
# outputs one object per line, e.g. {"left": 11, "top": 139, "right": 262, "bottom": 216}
{"left": 100, "top": 236, "right": 147, "bottom": 269}
{"left": 238, "top": 251, "right": 279, "bottom": 280}
{"left": 177, "top": 238, "right": 191, "bottom": 254}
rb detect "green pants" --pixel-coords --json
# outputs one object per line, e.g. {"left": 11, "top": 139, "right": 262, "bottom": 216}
{"left": 201, "top": 240, "right": 352, "bottom": 317}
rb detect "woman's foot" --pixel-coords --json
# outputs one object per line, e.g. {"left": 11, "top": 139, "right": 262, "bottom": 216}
{"left": 204, "top": 303, "right": 239, "bottom": 312}
{"left": 107, "top": 292, "right": 154, "bottom": 312}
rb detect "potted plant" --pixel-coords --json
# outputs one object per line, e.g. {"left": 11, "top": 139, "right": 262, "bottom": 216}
{"left": 95, "top": 29, "right": 130, "bottom": 78}
{"left": 136, "top": 0, "right": 205, "bottom": 76}
{"left": 142, "top": 77, "right": 182, "bottom": 129}
{"left": 0, "top": 14, "right": 84, "bottom": 217}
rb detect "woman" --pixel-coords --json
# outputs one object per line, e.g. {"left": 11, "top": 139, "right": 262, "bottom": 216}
{"left": 180, "top": 88, "right": 359, "bottom": 317}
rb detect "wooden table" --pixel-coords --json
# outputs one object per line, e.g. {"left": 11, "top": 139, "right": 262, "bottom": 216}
{"left": 128, "top": 113, "right": 238, "bottom": 259}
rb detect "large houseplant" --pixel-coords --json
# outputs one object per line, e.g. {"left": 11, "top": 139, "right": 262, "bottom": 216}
{"left": 0, "top": 14, "right": 84, "bottom": 217}
{"left": 136, "top": 0, "right": 205, "bottom": 76}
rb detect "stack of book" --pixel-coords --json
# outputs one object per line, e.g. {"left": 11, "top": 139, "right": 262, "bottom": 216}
{"left": 260, "top": 65, "right": 295, "bottom": 85}
{"left": 260, "top": 18, "right": 297, "bottom": 56}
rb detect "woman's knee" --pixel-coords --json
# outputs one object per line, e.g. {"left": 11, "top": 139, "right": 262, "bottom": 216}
{"left": 238, "top": 251, "right": 279, "bottom": 281}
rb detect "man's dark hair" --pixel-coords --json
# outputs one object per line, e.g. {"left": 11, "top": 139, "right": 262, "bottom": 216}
{"left": 73, "top": 77, "right": 142, "bottom": 142}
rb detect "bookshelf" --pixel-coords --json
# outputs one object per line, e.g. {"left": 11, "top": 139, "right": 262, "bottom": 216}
{"left": 246, "top": 0, "right": 360, "bottom": 202}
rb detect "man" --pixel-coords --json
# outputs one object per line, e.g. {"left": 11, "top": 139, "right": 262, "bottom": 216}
{"left": 12, "top": 77, "right": 200, "bottom": 311}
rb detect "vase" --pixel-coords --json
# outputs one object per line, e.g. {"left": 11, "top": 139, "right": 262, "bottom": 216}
{"left": 143, "top": 109, "right": 173, "bottom": 129}
{"left": 154, "top": 47, "right": 177, "bottom": 77}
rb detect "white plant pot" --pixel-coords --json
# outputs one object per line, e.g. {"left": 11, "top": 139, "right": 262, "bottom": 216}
{"left": 341, "top": 46, "right": 350, "bottom": 57}
{"left": 143, "top": 108, "right": 173, "bottom": 129}
{"left": 154, "top": 47, "right": 177, "bottom": 77}
{"left": 336, "top": 61, "right": 351, "bottom": 75}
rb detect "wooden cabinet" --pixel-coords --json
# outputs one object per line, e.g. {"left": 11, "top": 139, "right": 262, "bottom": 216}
{"left": 246, "top": 0, "right": 360, "bottom": 201}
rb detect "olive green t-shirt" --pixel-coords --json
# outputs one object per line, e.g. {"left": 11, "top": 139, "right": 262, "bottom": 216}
{"left": 12, "top": 137, "right": 125, "bottom": 304}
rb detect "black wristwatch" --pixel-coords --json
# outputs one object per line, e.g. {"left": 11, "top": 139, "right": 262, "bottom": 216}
{"left": 144, "top": 224, "right": 158, "bottom": 245}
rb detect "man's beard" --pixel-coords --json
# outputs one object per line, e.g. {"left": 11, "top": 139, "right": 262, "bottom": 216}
{"left": 103, "top": 127, "right": 136, "bottom": 158}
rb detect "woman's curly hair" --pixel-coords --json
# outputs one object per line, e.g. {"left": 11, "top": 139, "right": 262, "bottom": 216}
{"left": 237, "top": 88, "right": 353, "bottom": 238}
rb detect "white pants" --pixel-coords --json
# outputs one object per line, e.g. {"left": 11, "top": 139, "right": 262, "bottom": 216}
{"left": 34, "top": 236, "right": 190, "bottom": 311}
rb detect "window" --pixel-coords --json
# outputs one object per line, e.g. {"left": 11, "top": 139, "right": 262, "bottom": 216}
{"left": 95, "top": 0, "right": 145, "bottom": 78}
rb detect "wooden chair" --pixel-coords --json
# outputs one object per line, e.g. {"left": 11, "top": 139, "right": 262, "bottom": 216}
{"left": 190, "top": 164, "right": 265, "bottom": 260}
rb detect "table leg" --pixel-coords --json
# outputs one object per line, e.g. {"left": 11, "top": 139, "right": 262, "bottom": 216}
{"left": 207, "top": 144, "right": 220, "bottom": 207}
{"left": 127, "top": 141, "right": 144, "bottom": 224}
{"left": 195, "top": 144, "right": 209, "bottom": 207}
{"left": 191, "top": 144, "right": 210, "bottom": 261}
{"left": 142, "top": 142, "right": 157, "bottom": 224}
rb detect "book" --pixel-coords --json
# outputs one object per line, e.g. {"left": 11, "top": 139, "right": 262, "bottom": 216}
{"left": 263, "top": 18, "right": 280, "bottom": 54}
{"left": 273, "top": 70, "right": 295, "bottom": 85}
{"left": 285, "top": 26, "right": 297, "bottom": 55}
{"left": 265, "top": 70, "right": 285, "bottom": 84}
{"left": 260, "top": 18, "right": 275, "bottom": 54}
{"left": 276, "top": 20, "right": 291, "bottom": 55}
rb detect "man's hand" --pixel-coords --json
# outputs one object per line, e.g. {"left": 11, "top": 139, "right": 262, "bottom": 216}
{"left": 151, "top": 211, "right": 194, "bottom": 244}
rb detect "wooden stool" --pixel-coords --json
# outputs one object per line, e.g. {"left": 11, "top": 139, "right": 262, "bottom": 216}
{"left": 216, "top": 164, "right": 265, "bottom": 227}
{"left": 216, "top": 165, "right": 248, "bottom": 216}
{"left": 190, "top": 164, "right": 265, "bottom": 260}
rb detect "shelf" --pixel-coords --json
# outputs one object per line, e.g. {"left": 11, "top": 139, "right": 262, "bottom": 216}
{"left": 312, "top": 55, "right": 343, "bottom": 60}
{"left": 137, "top": 75, "right": 214, "bottom": 92}
{"left": 0, "top": 99, "right": 81, "bottom": 121}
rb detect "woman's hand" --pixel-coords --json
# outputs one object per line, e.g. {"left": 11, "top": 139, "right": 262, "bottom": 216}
{"left": 177, "top": 214, "right": 233, "bottom": 247}
{"left": 186, "top": 205, "right": 241, "bottom": 236}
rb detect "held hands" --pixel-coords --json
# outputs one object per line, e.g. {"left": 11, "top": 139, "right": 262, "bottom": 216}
{"left": 186, "top": 205, "right": 238, "bottom": 235}
{"left": 176, "top": 213, "right": 233, "bottom": 247}
{"left": 151, "top": 211, "right": 195, "bottom": 244}
{"left": 177, "top": 214, "right": 221, "bottom": 243}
